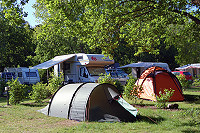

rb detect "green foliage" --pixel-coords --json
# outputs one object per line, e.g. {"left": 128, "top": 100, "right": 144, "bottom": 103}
{"left": 114, "top": 80, "right": 124, "bottom": 94}
{"left": 0, "top": 13, "right": 36, "bottom": 71}
{"left": 7, "top": 78, "right": 27, "bottom": 105}
{"left": 192, "top": 76, "right": 200, "bottom": 87}
{"left": 0, "top": 78, "right": 7, "bottom": 96}
{"left": 176, "top": 74, "right": 191, "bottom": 89}
{"left": 98, "top": 73, "right": 124, "bottom": 93}
{"left": 29, "top": 82, "right": 48, "bottom": 103}
{"left": 46, "top": 72, "right": 64, "bottom": 95}
{"left": 98, "top": 73, "right": 116, "bottom": 85}
{"left": 29, "top": 72, "right": 64, "bottom": 103}
{"left": 123, "top": 75, "right": 143, "bottom": 103}
{"left": 155, "top": 88, "right": 175, "bottom": 109}
{"left": 181, "top": 108, "right": 200, "bottom": 126}
{"left": 33, "top": 0, "right": 200, "bottom": 60}
{"left": 1, "top": 0, "right": 26, "bottom": 26}
{"left": 166, "top": 23, "right": 200, "bottom": 65}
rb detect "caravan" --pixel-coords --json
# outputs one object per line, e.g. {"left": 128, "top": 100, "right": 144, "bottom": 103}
{"left": 4, "top": 67, "right": 40, "bottom": 84}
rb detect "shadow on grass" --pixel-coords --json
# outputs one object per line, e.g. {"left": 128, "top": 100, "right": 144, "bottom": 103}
{"left": 181, "top": 121, "right": 200, "bottom": 127}
{"left": 184, "top": 94, "right": 200, "bottom": 104}
{"left": 136, "top": 114, "right": 165, "bottom": 124}
{"left": 0, "top": 96, "right": 7, "bottom": 103}
{"left": 20, "top": 102, "right": 48, "bottom": 107}
{"left": 181, "top": 128, "right": 200, "bottom": 133}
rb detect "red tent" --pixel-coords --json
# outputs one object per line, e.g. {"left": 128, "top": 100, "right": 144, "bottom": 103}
{"left": 136, "top": 66, "right": 184, "bottom": 102}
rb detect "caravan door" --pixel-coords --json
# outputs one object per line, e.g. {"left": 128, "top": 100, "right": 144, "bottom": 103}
{"left": 79, "top": 67, "right": 90, "bottom": 82}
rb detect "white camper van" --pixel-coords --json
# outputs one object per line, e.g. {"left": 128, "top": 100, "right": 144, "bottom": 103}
{"left": 53, "top": 53, "right": 114, "bottom": 83}
{"left": 32, "top": 53, "right": 129, "bottom": 84}
{"left": 4, "top": 67, "right": 40, "bottom": 84}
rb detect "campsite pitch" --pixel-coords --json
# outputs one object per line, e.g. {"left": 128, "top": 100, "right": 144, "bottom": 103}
{"left": 0, "top": 87, "right": 199, "bottom": 133}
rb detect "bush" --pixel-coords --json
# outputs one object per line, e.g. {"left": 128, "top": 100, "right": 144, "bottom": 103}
{"left": 98, "top": 73, "right": 124, "bottom": 93}
{"left": 29, "top": 82, "right": 48, "bottom": 103}
{"left": 98, "top": 73, "right": 116, "bottom": 85}
{"left": 155, "top": 88, "right": 175, "bottom": 109}
{"left": 29, "top": 72, "right": 64, "bottom": 103}
{"left": 7, "top": 78, "right": 27, "bottom": 105}
{"left": 46, "top": 72, "right": 64, "bottom": 95}
{"left": 176, "top": 74, "right": 191, "bottom": 89}
{"left": 192, "top": 76, "right": 200, "bottom": 87}
{"left": 123, "top": 75, "right": 143, "bottom": 103}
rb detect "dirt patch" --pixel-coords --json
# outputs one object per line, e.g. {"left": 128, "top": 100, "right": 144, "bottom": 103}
{"left": 133, "top": 104, "right": 157, "bottom": 109}
{"left": 56, "top": 119, "right": 80, "bottom": 127}
{"left": 133, "top": 104, "right": 181, "bottom": 111}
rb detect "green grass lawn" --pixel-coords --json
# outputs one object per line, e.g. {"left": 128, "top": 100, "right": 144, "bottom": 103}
{"left": 0, "top": 87, "right": 199, "bottom": 133}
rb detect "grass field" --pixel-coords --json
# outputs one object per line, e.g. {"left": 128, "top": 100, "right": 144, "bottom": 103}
{"left": 0, "top": 87, "right": 199, "bottom": 133}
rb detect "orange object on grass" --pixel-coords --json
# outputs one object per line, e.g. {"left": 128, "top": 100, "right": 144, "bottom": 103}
{"left": 136, "top": 66, "right": 184, "bottom": 102}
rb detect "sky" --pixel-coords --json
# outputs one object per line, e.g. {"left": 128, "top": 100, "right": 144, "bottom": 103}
{"left": 23, "top": 0, "right": 41, "bottom": 27}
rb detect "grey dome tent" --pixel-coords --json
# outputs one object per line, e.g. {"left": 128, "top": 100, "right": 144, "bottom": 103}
{"left": 38, "top": 83, "right": 138, "bottom": 122}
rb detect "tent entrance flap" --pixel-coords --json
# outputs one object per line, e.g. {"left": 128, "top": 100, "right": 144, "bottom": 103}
{"left": 116, "top": 97, "right": 138, "bottom": 117}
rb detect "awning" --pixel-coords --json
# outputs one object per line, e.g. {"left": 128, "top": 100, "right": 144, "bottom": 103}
{"left": 119, "top": 62, "right": 171, "bottom": 72}
{"left": 176, "top": 63, "right": 200, "bottom": 70}
{"left": 32, "top": 54, "right": 75, "bottom": 69}
{"left": 119, "top": 62, "right": 154, "bottom": 68}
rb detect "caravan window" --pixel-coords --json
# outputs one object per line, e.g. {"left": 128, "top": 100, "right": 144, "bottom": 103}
{"left": 25, "top": 72, "right": 37, "bottom": 77}
{"left": 87, "top": 67, "right": 105, "bottom": 76}
{"left": 1, "top": 72, "right": 15, "bottom": 79}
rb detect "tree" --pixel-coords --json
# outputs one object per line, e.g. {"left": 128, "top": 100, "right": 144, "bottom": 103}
{"left": 165, "top": 22, "right": 200, "bottom": 65}
{"left": 3, "top": 0, "right": 200, "bottom": 66}
{"left": 33, "top": 24, "right": 92, "bottom": 62}
{"left": 31, "top": 0, "right": 200, "bottom": 57}
{"left": 0, "top": 1, "right": 36, "bottom": 71}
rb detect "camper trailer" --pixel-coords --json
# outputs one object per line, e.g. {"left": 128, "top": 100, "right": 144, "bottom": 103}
{"left": 4, "top": 67, "right": 40, "bottom": 84}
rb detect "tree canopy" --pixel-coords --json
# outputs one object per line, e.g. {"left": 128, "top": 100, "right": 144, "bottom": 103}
{"left": 32, "top": 0, "right": 200, "bottom": 57}
{"left": 1, "top": 0, "right": 200, "bottom": 70}
{"left": 0, "top": 1, "right": 36, "bottom": 71}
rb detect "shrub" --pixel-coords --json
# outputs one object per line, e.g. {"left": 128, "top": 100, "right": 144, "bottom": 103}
{"left": 192, "top": 76, "right": 200, "bottom": 87}
{"left": 123, "top": 75, "right": 143, "bottom": 103}
{"left": 114, "top": 80, "right": 124, "bottom": 93}
{"left": 98, "top": 73, "right": 124, "bottom": 93}
{"left": 46, "top": 72, "right": 64, "bottom": 95}
{"left": 98, "top": 73, "right": 116, "bottom": 85}
{"left": 155, "top": 88, "right": 175, "bottom": 109}
{"left": 7, "top": 78, "right": 27, "bottom": 105}
{"left": 29, "top": 82, "right": 48, "bottom": 103}
{"left": 176, "top": 74, "right": 191, "bottom": 89}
